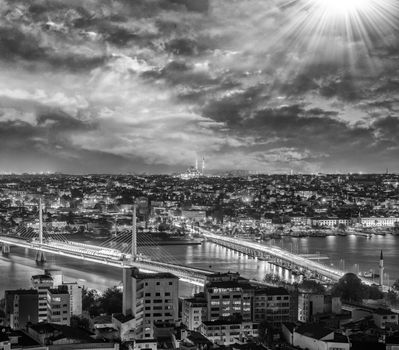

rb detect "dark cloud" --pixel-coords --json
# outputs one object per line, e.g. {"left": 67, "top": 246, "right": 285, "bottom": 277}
{"left": 0, "top": 0, "right": 398, "bottom": 173}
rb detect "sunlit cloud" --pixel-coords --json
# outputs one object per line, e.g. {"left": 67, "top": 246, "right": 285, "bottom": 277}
{"left": 0, "top": 0, "right": 398, "bottom": 173}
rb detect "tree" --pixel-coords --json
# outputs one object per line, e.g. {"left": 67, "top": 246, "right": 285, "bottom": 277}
{"left": 298, "top": 279, "right": 326, "bottom": 294}
{"left": 331, "top": 273, "right": 365, "bottom": 302}
{"left": 258, "top": 320, "right": 274, "bottom": 345}
{"left": 98, "top": 287, "right": 123, "bottom": 315}
{"left": 364, "top": 284, "right": 383, "bottom": 300}
{"left": 392, "top": 279, "right": 399, "bottom": 292}
{"left": 82, "top": 287, "right": 100, "bottom": 317}
{"left": 263, "top": 273, "right": 281, "bottom": 284}
{"left": 70, "top": 315, "right": 91, "bottom": 330}
{"left": 386, "top": 290, "right": 399, "bottom": 307}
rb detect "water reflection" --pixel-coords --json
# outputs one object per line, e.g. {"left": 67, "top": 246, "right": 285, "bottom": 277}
{"left": 1, "top": 236, "right": 399, "bottom": 296}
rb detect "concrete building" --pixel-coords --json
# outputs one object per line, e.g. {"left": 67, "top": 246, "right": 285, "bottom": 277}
{"left": 298, "top": 293, "right": 341, "bottom": 323}
{"left": 112, "top": 314, "right": 136, "bottom": 342}
{"left": 44, "top": 269, "right": 63, "bottom": 287}
{"left": 253, "top": 287, "right": 291, "bottom": 326}
{"left": 47, "top": 287, "right": 70, "bottom": 325}
{"left": 371, "top": 309, "right": 399, "bottom": 329}
{"left": 31, "top": 274, "right": 54, "bottom": 322}
{"left": 63, "top": 282, "right": 83, "bottom": 316}
{"left": 122, "top": 268, "right": 179, "bottom": 340}
{"left": 4, "top": 289, "right": 38, "bottom": 330}
{"left": 283, "top": 323, "right": 350, "bottom": 350}
{"left": 200, "top": 319, "right": 258, "bottom": 346}
{"left": 181, "top": 293, "right": 207, "bottom": 331}
{"left": 361, "top": 217, "right": 399, "bottom": 227}
{"left": 204, "top": 272, "right": 253, "bottom": 321}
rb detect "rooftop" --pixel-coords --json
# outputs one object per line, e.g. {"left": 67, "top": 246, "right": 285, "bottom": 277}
{"left": 133, "top": 271, "right": 178, "bottom": 280}
{"left": 5, "top": 289, "right": 38, "bottom": 295}
{"left": 295, "top": 324, "right": 334, "bottom": 340}
{"left": 112, "top": 313, "right": 135, "bottom": 323}
{"left": 206, "top": 280, "right": 254, "bottom": 290}
{"left": 255, "top": 286, "right": 289, "bottom": 296}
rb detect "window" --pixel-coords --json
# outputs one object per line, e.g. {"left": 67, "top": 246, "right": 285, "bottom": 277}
{"left": 156, "top": 282, "right": 160, "bottom": 286}
{"left": 168, "top": 282, "right": 173, "bottom": 285}
{"left": 145, "top": 293, "right": 151, "bottom": 297}
{"left": 155, "top": 292, "right": 161, "bottom": 296}
{"left": 165, "top": 292, "right": 170, "bottom": 296}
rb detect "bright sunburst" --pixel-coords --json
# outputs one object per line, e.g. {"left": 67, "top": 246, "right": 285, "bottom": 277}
{"left": 316, "top": 0, "right": 375, "bottom": 16}
{"left": 274, "top": 0, "right": 399, "bottom": 72}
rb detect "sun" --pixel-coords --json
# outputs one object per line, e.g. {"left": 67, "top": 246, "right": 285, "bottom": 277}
{"left": 316, "top": 0, "right": 374, "bottom": 16}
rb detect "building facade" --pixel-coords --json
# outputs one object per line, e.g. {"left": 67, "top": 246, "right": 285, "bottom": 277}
{"left": 123, "top": 268, "right": 179, "bottom": 340}
{"left": 47, "top": 287, "right": 70, "bottom": 325}
{"left": 4, "top": 289, "right": 39, "bottom": 330}
{"left": 31, "top": 274, "right": 54, "bottom": 323}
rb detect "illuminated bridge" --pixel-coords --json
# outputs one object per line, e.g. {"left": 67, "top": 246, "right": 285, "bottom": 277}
{"left": 0, "top": 201, "right": 388, "bottom": 291}
{"left": 196, "top": 226, "right": 389, "bottom": 291}
{"left": 0, "top": 202, "right": 210, "bottom": 286}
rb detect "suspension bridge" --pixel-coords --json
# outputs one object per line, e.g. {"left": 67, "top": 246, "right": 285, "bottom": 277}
{"left": 0, "top": 201, "right": 389, "bottom": 291}
{"left": 0, "top": 201, "right": 210, "bottom": 286}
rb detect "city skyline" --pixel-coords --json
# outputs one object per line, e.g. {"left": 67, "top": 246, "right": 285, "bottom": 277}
{"left": 1, "top": 0, "right": 399, "bottom": 174}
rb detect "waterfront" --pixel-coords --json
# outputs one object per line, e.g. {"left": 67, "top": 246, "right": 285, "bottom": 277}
{"left": 1, "top": 235, "right": 399, "bottom": 297}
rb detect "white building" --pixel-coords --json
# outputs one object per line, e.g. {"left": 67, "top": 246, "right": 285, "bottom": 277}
{"left": 63, "top": 282, "right": 83, "bottom": 316}
{"left": 122, "top": 268, "right": 179, "bottom": 340}
{"left": 360, "top": 217, "right": 399, "bottom": 227}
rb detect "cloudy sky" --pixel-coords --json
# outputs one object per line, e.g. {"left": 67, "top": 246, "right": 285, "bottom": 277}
{"left": 0, "top": 0, "right": 398, "bottom": 174}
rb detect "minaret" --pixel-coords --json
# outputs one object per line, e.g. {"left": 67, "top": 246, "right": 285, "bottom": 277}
{"left": 379, "top": 250, "right": 384, "bottom": 286}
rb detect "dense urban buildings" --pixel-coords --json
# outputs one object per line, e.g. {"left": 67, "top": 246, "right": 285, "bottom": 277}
{"left": 0, "top": 173, "right": 399, "bottom": 349}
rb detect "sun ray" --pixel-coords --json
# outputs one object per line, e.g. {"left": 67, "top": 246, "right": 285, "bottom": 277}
{"left": 270, "top": 0, "right": 399, "bottom": 78}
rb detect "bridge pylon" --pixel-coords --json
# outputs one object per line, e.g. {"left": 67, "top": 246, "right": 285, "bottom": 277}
{"left": 1, "top": 243, "right": 10, "bottom": 255}
{"left": 131, "top": 203, "right": 137, "bottom": 261}
{"left": 35, "top": 198, "right": 46, "bottom": 264}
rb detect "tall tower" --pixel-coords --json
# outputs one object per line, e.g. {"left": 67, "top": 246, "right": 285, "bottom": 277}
{"left": 195, "top": 158, "right": 198, "bottom": 171}
{"left": 379, "top": 250, "right": 384, "bottom": 286}
{"left": 201, "top": 156, "right": 205, "bottom": 175}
